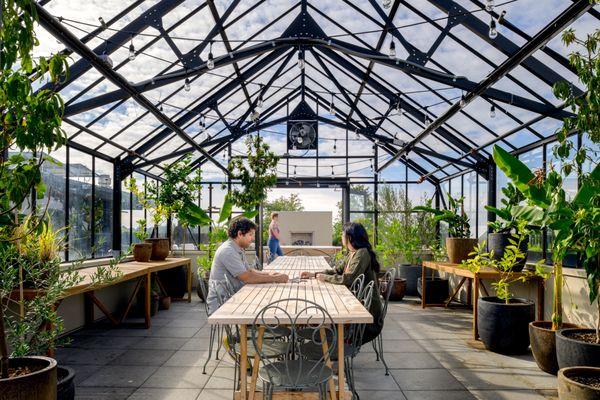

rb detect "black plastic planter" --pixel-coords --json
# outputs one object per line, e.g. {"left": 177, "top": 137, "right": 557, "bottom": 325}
{"left": 477, "top": 297, "right": 534, "bottom": 354}
{"left": 487, "top": 233, "right": 529, "bottom": 272}
{"left": 397, "top": 264, "right": 422, "bottom": 296}
{"left": 417, "top": 277, "right": 449, "bottom": 304}
{"left": 556, "top": 328, "right": 600, "bottom": 369}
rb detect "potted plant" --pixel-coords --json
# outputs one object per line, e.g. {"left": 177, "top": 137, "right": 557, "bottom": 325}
{"left": 131, "top": 219, "right": 152, "bottom": 262}
{"left": 377, "top": 219, "right": 411, "bottom": 298}
{"left": 417, "top": 242, "right": 450, "bottom": 304}
{"left": 462, "top": 221, "right": 547, "bottom": 354}
{"left": 485, "top": 183, "right": 529, "bottom": 271}
{"left": 414, "top": 194, "right": 477, "bottom": 264}
{"left": 196, "top": 226, "right": 228, "bottom": 301}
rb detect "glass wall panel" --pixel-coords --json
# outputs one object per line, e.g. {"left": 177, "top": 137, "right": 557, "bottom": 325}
{"left": 121, "top": 178, "right": 132, "bottom": 250}
{"left": 94, "top": 158, "right": 113, "bottom": 257}
{"left": 463, "top": 172, "right": 477, "bottom": 238}
{"left": 477, "top": 175, "right": 488, "bottom": 242}
{"left": 68, "top": 149, "right": 93, "bottom": 259}
{"left": 40, "top": 148, "right": 67, "bottom": 259}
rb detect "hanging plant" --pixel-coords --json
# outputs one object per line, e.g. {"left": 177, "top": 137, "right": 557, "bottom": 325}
{"left": 226, "top": 135, "right": 279, "bottom": 218}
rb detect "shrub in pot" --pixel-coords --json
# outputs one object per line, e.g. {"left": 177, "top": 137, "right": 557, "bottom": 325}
{"left": 558, "top": 367, "right": 600, "bottom": 400}
{"left": 132, "top": 219, "right": 152, "bottom": 262}
{"left": 462, "top": 223, "right": 547, "bottom": 354}
{"left": 414, "top": 194, "right": 476, "bottom": 264}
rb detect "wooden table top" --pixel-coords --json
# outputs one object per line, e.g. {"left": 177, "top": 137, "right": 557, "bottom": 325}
{"left": 209, "top": 256, "right": 372, "bottom": 325}
{"left": 63, "top": 257, "right": 191, "bottom": 297}
{"left": 422, "top": 260, "right": 540, "bottom": 280}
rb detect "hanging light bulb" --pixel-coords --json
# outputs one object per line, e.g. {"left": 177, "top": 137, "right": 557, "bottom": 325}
{"left": 370, "top": 160, "right": 374, "bottom": 173}
{"left": 199, "top": 114, "right": 206, "bottom": 132}
{"left": 382, "top": 0, "right": 392, "bottom": 9}
{"left": 459, "top": 92, "right": 466, "bottom": 107}
{"left": 331, "top": 166, "right": 334, "bottom": 177}
{"left": 207, "top": 41, "right": 215, "bottom": 69}
{"left": 333, "top": 139, "right": 337, "bottom": 153}
{"left": 395, "top": 97, "right": 402, "bottom": 113}
{"left": 222, "top": 150, "right": 226, "bottom": 161}
{"left": 490, "top": 104, "right": 496, "bottom": 118}
{"left": 159, "top": 103, "right": 163, "bottom": 112}
{"left": 488, "top": 17, "right": 498, "bottom": 39}
{"left": 388, "top": 38, "right": 396, "bottom": 59}
{"left": 424, "top": 107, "right": 430, "bottom": 125}
{"left": 184, "top": 76, "right": 191, "bottom": 92}
{"left": 128, "top": 35, "right": 136, "bottom": 61}
{"left": 485, "top": 0, "right": 494, "bottom": 11}
{"left": 285, "top": 180, "right": 290, "bottom": 186}
{"left": 329, "top": 93, "right": 335, "bottom": 115}
{"left": 293, "top": 165, "right": 297, "bottom": 177}
{"left": 257, "top": 84, "right": 264, "bottom": 109}
{"left": 355, "top": 129, "right": 360, "bottom": 140}
{"left": 297, "top": 136, "right": 304, "bottom": 144}
{"left": 297, "top": 48, "right": 305, "bottom": 70}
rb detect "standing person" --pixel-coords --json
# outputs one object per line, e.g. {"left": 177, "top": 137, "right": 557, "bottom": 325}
{"left": 300, "top": 222, "right": 383, "bottom": 344}
{"left": 267, "top": 212, "right": 284, "bottom": 263}
{"left": 206, "top": 218, "right": 288, "bottom": 315}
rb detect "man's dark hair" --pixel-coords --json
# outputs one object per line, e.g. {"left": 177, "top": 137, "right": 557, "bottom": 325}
{"left": 228, "top": 217, "right": 257, "bottom": 239}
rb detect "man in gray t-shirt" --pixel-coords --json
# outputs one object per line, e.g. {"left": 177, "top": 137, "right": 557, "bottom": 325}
{"left": 206, "top": 218, "right": 289, "bottom": 314}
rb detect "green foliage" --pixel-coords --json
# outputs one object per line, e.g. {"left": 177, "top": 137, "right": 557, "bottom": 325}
{"left": 134, "top": 219, "right": 148, "bottom": 242}
{"left": 227, "top": 135, "right": 279, "bottom": 214}
{"left": 197, "top": 226, "right": 228, "bottom": 276}
{"left": 413, "top": 193, "right": 471, "bottom": 238}
{"left": 485, "top": 183, "right": 526, "bottom": 233}
{"left": 462, "top": 221, "right": 548, "bottom": 303}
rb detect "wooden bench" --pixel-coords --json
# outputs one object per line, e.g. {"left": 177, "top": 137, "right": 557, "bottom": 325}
{"left": 421, "top": 261, "right": 544, "bottom": 340}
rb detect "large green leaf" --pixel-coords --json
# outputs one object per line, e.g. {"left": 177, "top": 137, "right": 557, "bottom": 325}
{"left": 242, "top": 207, "right": 259, "bottom": 219}
{"left": 493, "top": 145, "right": 550, "bottom": 208}
{"left": 511, "top": 205, "right": 545, "bottom": 227}
{"left": 412, "top": 205, "right": 443, "bottom": 216}
{"left": 180, "top": 201, "right": 211, "bottom": 227}
{"left": 573, "top": 162, "right": 600, "bottom": 206}
{"left": 218, "top": 195, "right": 234, "bottom": 223}
{"left": 484, "top": 205, "right": 511, "bottom": 221}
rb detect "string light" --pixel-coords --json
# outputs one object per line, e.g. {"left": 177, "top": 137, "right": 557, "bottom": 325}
{"left": 355, "top": 128, "right": 360, "bottom": 140}
{"left": 293, "top": 165, "right": 297, "bottom": 177}
{"left": 297, "top": 48, "right": 305, "bottom": 70}
{"left": 207, "top": 41, "right": 215, "bottom": 69}
{"left": 199, "top": 114, "right": 205, "bottom": 131}
{"left": 485, "top": 0, "right": 495, "bottom": 11}
{"left": 498, "top": 10, "right": 507, "bottom": 24}
{"left": 98, "top": 40, "right": 113, "bottom": 68}
{"left": 128, "top": 35, "right": 136, "bottom": 61}
{"left": 490, "top": 104, "right": 496, "bottom": 118}
{"left": 488, "top": 17, "right": 498, "bottom": 39}
{"left": 331, "top": 166, "right": 335, "bottom": 177}
{"left": 424, "top": 107, "right": 430, "bottom": 125}
{"left": 382, "top": 0, "right": 392, "bottom": 9}
{"left": 333, "top": 139, "right": 337, "bottom": 153}
{"left": 388, "top": 36, "right": 396, "bottom": 58}
{"left": 459, "top": 92, "right": 466, "bottom": 107}
{"left": 184, "top": 75, "right": 191, "bottom": 92}
{"left": 257, "top": 84, "right": 264, "bottom": 109}
{"left": 370, "top": 160, "right": 374, "bottom": 173}
{"left": 329, "top": 92, "right": 336, "bottom": 115}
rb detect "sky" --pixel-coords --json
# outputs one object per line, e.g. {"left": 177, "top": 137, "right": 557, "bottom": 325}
{"left": 30, "top": 0, "right": 599, "bottom": 213}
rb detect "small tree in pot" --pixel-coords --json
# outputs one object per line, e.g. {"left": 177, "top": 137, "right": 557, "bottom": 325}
{"left": 413, "top": 194, "right": 476, "bottom": 264}
{"left": 462, "top": 221, "right": 547, "bottom": 354}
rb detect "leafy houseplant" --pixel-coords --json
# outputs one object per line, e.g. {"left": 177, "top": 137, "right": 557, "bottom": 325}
{"left": 413, "top": 194, "right": 477, "bottom": 264}
{"left": 485, "top": 183, "right": 530, "bottom": 271}
{"left": 462, "top": 222, "right": 547, "bottom": 354}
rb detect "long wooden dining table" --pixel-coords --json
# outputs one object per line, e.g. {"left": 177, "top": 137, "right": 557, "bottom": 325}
{"left": 208, "top": 256, "right": 372, "bottom": 400}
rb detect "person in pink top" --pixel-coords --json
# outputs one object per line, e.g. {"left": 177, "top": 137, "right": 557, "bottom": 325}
{"left": 267, "top": 212, "right": 283, "bottom": 263}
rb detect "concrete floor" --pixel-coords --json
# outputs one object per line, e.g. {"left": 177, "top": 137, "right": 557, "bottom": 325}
{"left": 57, "top": 298, "right": 558, "bottom": 400}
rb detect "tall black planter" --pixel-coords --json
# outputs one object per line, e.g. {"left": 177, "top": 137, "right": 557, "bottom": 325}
{"left": 487, "top": 233, "right": 529, "bottom": 272}
{"left": 158, "top": 266, "right": 187, "bottom": 298}
{"left": 478, "top": 297, "right": 534, "bottom": 354}
{"left": 556, "top": 328, "right": 600, "bottom": 369}
{"left": 417, "top": 277, "right": 449, "bottom": 304}
{"left": 397, "top": 264, "right": 422, "bottom": 296}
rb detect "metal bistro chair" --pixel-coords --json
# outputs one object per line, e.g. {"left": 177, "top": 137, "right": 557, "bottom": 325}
{"left": 372, "top": 267, "right": 396, "bottom": 375}
{"left": 350, "top": 274, "right": 365, "bottom": 298}
{"left": 300, "top": 280, "right": 375, "bottom": 400}
{"left": 198, "top": 277, "right": 222, "bottom": 374}
{"left": 251, "top": 299, "right": 337, "bottom": 400}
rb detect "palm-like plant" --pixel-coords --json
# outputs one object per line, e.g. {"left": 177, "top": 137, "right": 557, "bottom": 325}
{"left": 413, "top": 194, "right": 471, "bottom": 238}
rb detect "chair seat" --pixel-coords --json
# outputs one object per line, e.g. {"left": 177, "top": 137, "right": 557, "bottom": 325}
{"left": 233, "top": 340, "right": 290, "bottom": 358}
{"left": 259, "top": 360, "right": 333, "bottom": 388}
{"left": 299, "top": 341, "right": 359, "bottom": 361}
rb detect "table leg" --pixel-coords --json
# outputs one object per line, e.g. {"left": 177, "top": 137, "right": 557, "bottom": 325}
{"left": 240, "top": 324, "right": 248, "bottom": 400}
{"left": 145, "top": 272, "right": 151, "bottom": 329}
{"left": 337, "top": 323, "right": 345, "bottom": 400}
{"left": 537, "top": 277, "right": 544, "bottom": 320}
{"left": 421, "top": 264, "right": 427, "bottom": 309}
{"left": 320, "top": 328, "right": 336, "bottom": 400}
{"left": 248, "top": 326, "right": 264, "bottom": 400}
{"left": 473, "top": 276, "right": 479, "bottom": 340}
{"left": 187, "top": 262, "right": 192, "bottom": 303}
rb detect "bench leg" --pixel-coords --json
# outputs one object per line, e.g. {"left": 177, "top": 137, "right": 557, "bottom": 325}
{"left": 145, "top": 272, "right": 151, "bottom": 329}
{"left": 85, "top": 292, "right": 119, "bottom": 326}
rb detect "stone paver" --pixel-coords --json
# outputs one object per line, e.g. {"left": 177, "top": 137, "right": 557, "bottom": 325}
{"left": 62, "top": 298, "right": 558, "bottom": 400}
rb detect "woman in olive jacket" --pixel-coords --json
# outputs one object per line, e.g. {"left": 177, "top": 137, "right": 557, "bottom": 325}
{"left": 301, "top": 222, "right": 383, "bottom": 344}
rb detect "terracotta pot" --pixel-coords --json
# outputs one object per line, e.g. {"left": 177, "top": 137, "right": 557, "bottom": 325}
{"left": 145, "top": 238, "right": 170, "bottom": 261}
{"left": 57, "top": 366, "right": 75, "bottom": 400}
{"left": 380, "top": 278, "right": 406, "bottom": 301}
{"left": 0, "top": 356, "right": 57, "bottom": 400}
{"left": 529, "top": 321, "right": 579, "bottom": 375}
{"left": 132, "top": 243, "right": 152, "bottom": 262}
{"left": 445, "top": 237, "right": 478, "bottom": 264}
{"left": 558, "top": 367, "right": 600, "bottom": 400}
{"left": 159, "top": 296, "right": 171, "bottom": 310}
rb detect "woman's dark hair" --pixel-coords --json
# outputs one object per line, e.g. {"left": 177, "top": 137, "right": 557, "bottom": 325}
{"left": 343, "top": 222, "right": 380, "bottom": 273}
{"left": 228, "top": 217, "right": 257, "bottom": 239}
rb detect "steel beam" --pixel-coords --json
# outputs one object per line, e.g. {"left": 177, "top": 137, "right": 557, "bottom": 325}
{"left": 378, "top": 0, "right": 592, "bottom": 173}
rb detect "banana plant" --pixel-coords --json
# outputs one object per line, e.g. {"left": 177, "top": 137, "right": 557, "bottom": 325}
{"left": 493, "top": 144, "right": 600, "bottom": 331}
